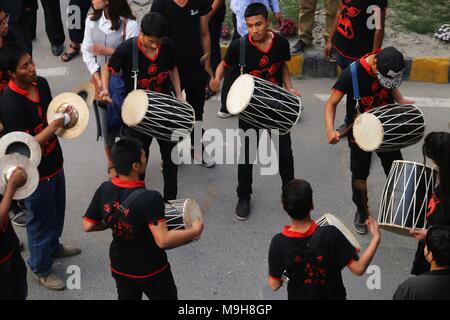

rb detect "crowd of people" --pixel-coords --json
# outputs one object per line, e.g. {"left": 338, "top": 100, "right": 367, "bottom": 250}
{"left": 0, "top": 0, "right": 448, "bottom": 301}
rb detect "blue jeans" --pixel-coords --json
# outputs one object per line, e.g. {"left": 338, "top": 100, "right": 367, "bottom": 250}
{"left": 25, "top": 170, "right": 66, "bottom": 277}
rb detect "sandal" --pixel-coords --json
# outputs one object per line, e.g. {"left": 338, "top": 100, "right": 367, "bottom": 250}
{"left": 61, "top": 44, "right": 80, "bottom": 62}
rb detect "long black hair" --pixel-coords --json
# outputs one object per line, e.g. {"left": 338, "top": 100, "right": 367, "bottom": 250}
{"left": 423, "top": 131, "right": 450, "bottom": 215}
{"left": 90, "top": 0, "right": 136, "bottom": 31}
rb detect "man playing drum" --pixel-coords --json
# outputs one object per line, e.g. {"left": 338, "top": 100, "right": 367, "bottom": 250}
{"left": 324, "top": 46, "right": 408, "bottom": 235}
{"left": 210, "top": 3, "right": 300, "bottom": 221}
{"left": 82, "top": 138, "right": 204, "bottom": 300}
{"left": 0, "top": 43, "right": 81, "bottom": 291}
{"left": 102, "top": 12, "right": 183, "bottom": 201}
{"left": 267, "top": 179, "right": 381, "bottom": 300}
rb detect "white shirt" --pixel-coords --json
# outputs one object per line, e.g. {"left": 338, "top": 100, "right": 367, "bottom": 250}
{"left": 81, "top": 12, "right": 140, "bottom": 75}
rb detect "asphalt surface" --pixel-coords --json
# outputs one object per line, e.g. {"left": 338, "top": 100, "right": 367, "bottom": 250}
{"left": 12, "top": 1, "right": 450, "bottom": 300}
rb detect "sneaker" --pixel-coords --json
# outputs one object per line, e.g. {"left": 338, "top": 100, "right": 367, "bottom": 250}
{"left": 201, "top": 150, "right": 216, "bottom": 168}
{"left": 217, "top": 110, "right": 233, "bottom": 119}
{"left": 354, "top": 210, "right": 368, "bottom": 235}
{"left": 33, "top": 271, "right": 66, "bottom": 291}
{"left": 11, "top": 210, "right": 28, "bottom": 227}
{"left": 236, "top": 198, "right": 250, "bottom": 221}
{"left": 52, "top": 245, "right": 81, "bottom": 258}
{"left": 290, "top": 40, "right": 307, "bottom": 55}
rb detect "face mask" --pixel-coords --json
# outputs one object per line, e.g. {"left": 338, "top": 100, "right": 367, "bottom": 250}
{"left": 377, "top": 71, "right": 403, "bottom": 89}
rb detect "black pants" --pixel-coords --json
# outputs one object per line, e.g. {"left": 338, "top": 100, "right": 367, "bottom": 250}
{"left": 237, "top": 119, "right": 295, "bottom": 200}
{"left": 0, "top": 249, "right": 28, "bottom": 300}
{"left": 209, "top": 6, "right": 226, "bottom": 73}
{"left": 125, "top": 127, "right": 178, "bottom": 201}
{"left": 220, "top": 13, "right": 241, "bottom": 113}
{"left": 349, "top": 142, "right": 402, "bottom": 212}
{"left": 67, "top": 0, "right": 91, "bottom": 44}
{"left": 113, "top": 267, "right": 178, "bottom": 300}
{"left": 40, "top": 0, "right": 65, "bottom": 46}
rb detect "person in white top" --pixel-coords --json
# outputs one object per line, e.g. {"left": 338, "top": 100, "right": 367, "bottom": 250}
{"left": 81, "top": 0, "right": 139, "bottom": 178}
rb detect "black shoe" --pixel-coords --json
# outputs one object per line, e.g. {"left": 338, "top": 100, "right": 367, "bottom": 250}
{"left": 290, "top": 40, "right": 307, "bottom": 55}
{"left": 51, "top": 44, "right": 65, "bottom": 56}
{"left": 235, "top": 198, "right": 250, "bottom": 221}
{"left": 354, "top": 210, "right": 368, "bottom": 235}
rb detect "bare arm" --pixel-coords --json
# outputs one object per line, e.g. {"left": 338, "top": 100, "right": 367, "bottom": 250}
{"left": 347, "top": 217, "right": 381, "bottom": 276}
{"left": 372, "top": 9, "right": 386, "bottom": 51}
{"left": 99, "top": 64, "right": 112, "bottom": 104}
{"left": 209, "top": 61, "right": 227, "bottom": 92}
{"left": 208, "top": 0, "right": 224, "bottom": 19}
{"left": 324, "top": 6, "right": 342, "bottom": 58}
{"left": 169, "top": 67, "right": 183, "bottom": 100}
{"left": 324, "top": 90, "right": 345, "bottom": 144}
{"left": 200, "top": 15, "right": 212, "bottom": 68}
{"left": 34, "top": 119, "right": 64, "bottom": 147}
{"left": 0, "top": 168, "right": 27, "bottom": 227}
{"left": 267, "top": 277, "right": 282, "bottom": 291}
{"left": 149, "top": 219, "right": 203, "bottom": 250}
{"left": 282, "top": 62, "right": 300, "bottom": 96}
{"left": 82, "top": 219, "right": 109, "bottom": 232}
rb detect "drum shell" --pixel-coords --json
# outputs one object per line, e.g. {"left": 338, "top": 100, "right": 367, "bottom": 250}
{"left": 227, "top": 75, "right": 302, "bottom": 135}
{"left": 378, "top": 161, "right": 437, "bottom": 235}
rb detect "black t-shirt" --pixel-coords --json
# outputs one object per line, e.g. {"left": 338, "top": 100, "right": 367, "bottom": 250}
{"left": 0, "top": 211, "right": 20, "bottom": 266}
{"left": 333, "top": 52, "right": 395, "bottom": 141}
{"left": 394, "top": 269, "right": 450, "bottom": 300}
{"left": 151, "top": 0, "right": 211, "bottom": 74}
{"left": 84, "top": 178, "right": 169, "bottom": 278}
{"left": 411, "top": 186, "right": 450, "bottom": 275}
{"left": 0, "top": 77, "right": 63, "bottom": 180}
{"left": 334, "top": 0, "right": 388, "bottom": 60}
{"left": 108, "top": 37, "right": 176, "bottom": 95}
{"left": 224, "top": 32, "right": 291, "bottom": 87}
{"left": 268, "top": 223, "right": 358, "bottom": 300}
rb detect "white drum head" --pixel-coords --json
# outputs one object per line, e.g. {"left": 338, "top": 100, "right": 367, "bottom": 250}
{"left": 317, "top": 213, "right": 361, "bottom": 250}
{"left": 122, "top": 90, "right": 149, "bottom": 126}
{"left": 353, "top": 113, "right": 384, "bottom": 152}
{"left": 182, "top": 199, "right": 202, "bottom": 228}
{"left": 47, "top": 92, "right": 90, "bottom": 139}
{"left": 226, "top": 74, "right": 255, "bottom": 115}
{"left": 0, "top": 154, "right": 39, "bottom": 200}
{"left": 0, "top": 131, "right": 42, "bottom": 167}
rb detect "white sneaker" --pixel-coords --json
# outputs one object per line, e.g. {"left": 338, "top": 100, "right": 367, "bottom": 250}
{"left": 217, "top": 111, "right": 233, "bottom": 118}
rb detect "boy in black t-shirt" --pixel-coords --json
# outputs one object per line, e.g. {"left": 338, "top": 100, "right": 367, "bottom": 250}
{"left": 394, "top": 225, "right": 450, "bottom": 300}
{"left": 0, "top": 167, "right": 28, "bottom": 300}
{"left": 83, "top": 138, "right": 204, "bottom": 300}
{"left": 268, "top": 179, "right": 381, "bottom": 300}
{"left": 151, "top": 0, "right": 216, "bottom": 168}
{"left": 210, "top": 3, "right": 300, "bottom": 221}
{"left": 0, "top": 43, "right": 81, "bottom": 291}
{"left": 324, "top": 46, "right": 408, "bottom": 235}
{"left": 102, "top": 12, "right": 184, "bottom": 201}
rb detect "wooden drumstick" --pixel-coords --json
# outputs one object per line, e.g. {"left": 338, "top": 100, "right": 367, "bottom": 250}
{"left": 338, "top": 123, "right": 354, "bottom": 138}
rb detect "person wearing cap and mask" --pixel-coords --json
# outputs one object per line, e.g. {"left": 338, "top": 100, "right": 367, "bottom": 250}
{"left": 324, "top": 46, "right": 407, "bottom": 235}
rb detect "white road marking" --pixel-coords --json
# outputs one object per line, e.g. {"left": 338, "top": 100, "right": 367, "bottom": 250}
{"left": 37, "top": 67, "right": 70, "bottom": 77}
{"left": 314, "top": 94, "right": 450, "bottom": 108}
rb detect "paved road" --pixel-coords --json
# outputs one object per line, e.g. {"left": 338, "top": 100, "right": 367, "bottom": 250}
{"left": 13, "top": 1, "right": 450, "bottom": 300}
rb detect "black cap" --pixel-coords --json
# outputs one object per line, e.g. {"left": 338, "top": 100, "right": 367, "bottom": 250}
{"left": 376, "top": 47, "right": 405, "bottom": 88}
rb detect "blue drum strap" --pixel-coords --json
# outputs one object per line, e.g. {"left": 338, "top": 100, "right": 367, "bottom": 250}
{"left": 350, "top": 62, "right": 361, "bottom": 115}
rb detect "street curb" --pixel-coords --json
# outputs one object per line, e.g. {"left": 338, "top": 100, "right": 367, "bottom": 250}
{"left": 220, "top": 46, "right": 450, "bottom": 84}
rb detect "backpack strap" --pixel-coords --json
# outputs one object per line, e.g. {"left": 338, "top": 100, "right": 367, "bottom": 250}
{"left": 239, "top": 36, "right": 246, "bottom": 75}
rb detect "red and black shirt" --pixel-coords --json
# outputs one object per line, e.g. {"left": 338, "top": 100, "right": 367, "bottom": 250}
{"left": 84, "top": 177, "right": 169, "bottom": 279}
{"left": 0, "top": 77, "right": 63, "bottom": 180}
{"left": 0, "top": 210, "right": 20, "bottom": 266}
{"left": 223, "top": 31, "right": 291, "bottom": 87}
{"left": 334, "top": 0, "right": 388, "bottom": 60}
{"left": 108, "top": 36, "right": 176, "bottom": 95}
{"left": 268, "top": 222, "right": 358, "bottom": 300}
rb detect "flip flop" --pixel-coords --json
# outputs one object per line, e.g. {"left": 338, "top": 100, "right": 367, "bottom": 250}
{"left": 61, "top": 44, "right": 80, "bottom": 62}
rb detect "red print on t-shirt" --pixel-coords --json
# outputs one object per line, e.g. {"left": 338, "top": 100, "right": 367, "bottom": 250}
{"left": 337, "top": 3, "right": 362, "bottom": 40}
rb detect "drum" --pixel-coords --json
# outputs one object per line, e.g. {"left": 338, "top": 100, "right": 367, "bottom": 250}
{"left": 164, "top": 199, "right": 202, "bottom": 230}
{"left": 316, "top": 213, "right": 361, "bottom": 250}
{"left": 352, "top": 104, "right": 425, "bottom": 152}
{"left": 122, "top": 90, "right": 195, "bottom": 142}
{"left": 378, "top": 160, "right": 437, "bottom": 236}
{"left": 226, "top": 74, "right": 302, "bottom": 135}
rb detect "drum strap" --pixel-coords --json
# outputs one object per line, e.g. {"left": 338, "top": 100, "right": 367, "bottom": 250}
{"left": 132, "top": 37, "right": 139, "bottom": 90}
{"left": 108, "top": 188, "right": 147, "bottom": 222}
{"left": 350, "top": 62, "right": 361, "bottom": 115}
{"left": 239, "top": 37, "right": 246, "bottom": 75}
